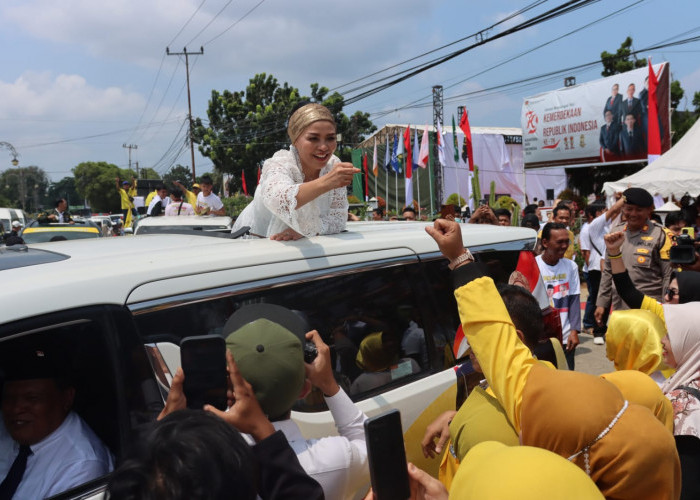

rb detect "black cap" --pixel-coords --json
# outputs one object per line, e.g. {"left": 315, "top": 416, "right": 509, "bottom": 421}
{"left": 622, "top": 187, "right": 654, "bottom": 208}
{"left": 0, "top": 342, "right": 72, "bottom": 383}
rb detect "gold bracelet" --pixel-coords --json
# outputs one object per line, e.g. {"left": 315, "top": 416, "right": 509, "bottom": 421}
{"left": 608, "top": 253, "right": 622, "bottom": 259}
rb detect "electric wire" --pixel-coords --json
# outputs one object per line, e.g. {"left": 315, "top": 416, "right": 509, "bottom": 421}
{"left": 202, "top": 0, "right": 267, "bottom": 46}
{"left": 185, "top": 0, "right": 235, "bottom": 47}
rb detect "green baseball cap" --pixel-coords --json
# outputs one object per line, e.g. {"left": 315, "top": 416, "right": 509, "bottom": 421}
{"left": 223, "top": 304, "right": 308, "bottom": 420}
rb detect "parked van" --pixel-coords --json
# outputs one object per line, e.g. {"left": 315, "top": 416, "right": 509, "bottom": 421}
{"left": 0, "top": 222, "right": 536, "bottom": 499}
{"left": 0, "top": 207, "right": 29, "bottom": 235}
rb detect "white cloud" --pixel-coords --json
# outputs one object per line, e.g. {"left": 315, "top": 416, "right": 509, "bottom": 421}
{"left": 0, "top": 71, "right": 145, "bottom": 120}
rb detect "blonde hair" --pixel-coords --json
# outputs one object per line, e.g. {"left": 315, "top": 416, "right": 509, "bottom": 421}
{"left": 287, "top": 103, "right": 335, "bottom": 144}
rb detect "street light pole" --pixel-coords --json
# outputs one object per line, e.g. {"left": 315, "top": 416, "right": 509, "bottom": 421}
{"left": 0, "top": 141, "right": 22, "bottom": 209}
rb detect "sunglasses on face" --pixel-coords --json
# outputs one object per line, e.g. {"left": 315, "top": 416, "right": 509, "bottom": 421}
{"left": 666, "top": 288, "right": 679, "bottom": 301}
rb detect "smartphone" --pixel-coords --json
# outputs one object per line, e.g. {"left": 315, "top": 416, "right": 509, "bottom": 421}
{"left": 364, "top": 409, "right": 411, "bottom": 500}
{"left": 180, "top": 335, "right": 228, "bottom": 411}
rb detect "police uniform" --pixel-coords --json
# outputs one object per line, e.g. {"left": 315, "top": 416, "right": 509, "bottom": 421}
{"left": 597, "top": 188, "right": 672, "bottom": 312}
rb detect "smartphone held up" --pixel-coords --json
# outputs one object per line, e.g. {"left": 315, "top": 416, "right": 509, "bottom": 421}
{"left": 364, "top": 409, "right": 411, "bottom": 500}
{"left": 180, "top": 335, "right": 228, "bottom": 411}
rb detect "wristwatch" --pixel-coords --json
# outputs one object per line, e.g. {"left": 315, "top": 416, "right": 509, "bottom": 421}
{"left": 448, "top": 248, "right": 474, "bottom": 270}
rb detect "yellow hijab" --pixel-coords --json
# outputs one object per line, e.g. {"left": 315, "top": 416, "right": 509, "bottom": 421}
{"left": 449, "top": 441, "right": 604, "bottom": 499}
{"left": 606, "top": 309, "right": 670, "bottom": 375}
{"left": 521, "top": 364, "right": 680, "bottom": 500}
{"left": 355, "top": 332, "right": 398, "bottom": 372}
{"left": 600, "top": 370, "right": 674, "bottom": 432}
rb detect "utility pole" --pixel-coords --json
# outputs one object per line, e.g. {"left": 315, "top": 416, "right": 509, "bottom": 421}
{"left": 166, "top": 46, "right": 204, "bottom": 181}
{"left": 123, "top": 143, "right": 138, "bottom": 175}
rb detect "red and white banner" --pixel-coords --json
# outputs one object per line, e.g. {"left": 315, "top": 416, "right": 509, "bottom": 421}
{"left": 521, "top": 63, "right": 670, "bottom": 169}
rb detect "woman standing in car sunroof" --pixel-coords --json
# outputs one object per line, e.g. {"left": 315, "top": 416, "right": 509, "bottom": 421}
{"left": 232, "top": 102, "right": 360, "bottom": 240}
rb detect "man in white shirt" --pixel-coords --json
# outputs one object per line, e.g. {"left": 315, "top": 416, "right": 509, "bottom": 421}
{"left": 196, "top": 176, "right": 226, "bottom": 216}
{"left": 535, "top": 222, "right": 580, "bottom": 370}
{"left": 224, "top": 304, "right": 368, "bottom": 500}
{"left": 0, "top": 346, "right": 113, "bottom": 499}
{"left": 582, "top": 197, "right": 625, "bottom": 344}
{"left": 146, "top": 184, "right": 170, "bottom": 216}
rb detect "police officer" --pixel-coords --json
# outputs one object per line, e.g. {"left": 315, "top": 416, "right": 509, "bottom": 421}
{"left": 595, "top": 187, "right": 671, "bottom": 323}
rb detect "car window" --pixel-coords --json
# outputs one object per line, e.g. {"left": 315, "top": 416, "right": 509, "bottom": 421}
{"left": 133, "top": 261, "right": 450, "bottom": 411}
{"left": 0, "top": 306, "right": 162, "bottom": 499}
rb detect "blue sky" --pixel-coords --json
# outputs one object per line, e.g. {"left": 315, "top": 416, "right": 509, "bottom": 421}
{"left": 1, "top": 0, "right": 699, "bottom": 181}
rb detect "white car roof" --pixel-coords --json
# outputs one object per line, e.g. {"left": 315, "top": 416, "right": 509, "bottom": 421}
{"left": 0, "top": 223, "right": 535, "bottom": 324}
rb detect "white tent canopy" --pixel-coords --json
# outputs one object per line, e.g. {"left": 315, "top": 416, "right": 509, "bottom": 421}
{"left": 603, "top": 118, "right": 700, "bottom": 198}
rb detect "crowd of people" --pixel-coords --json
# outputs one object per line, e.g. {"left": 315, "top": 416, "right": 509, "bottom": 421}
{"left": 3, "top": 100, "right": 700, "bottom": 499}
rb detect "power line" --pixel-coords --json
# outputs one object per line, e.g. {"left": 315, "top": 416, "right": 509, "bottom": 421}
{"left": 342, "top": 0, "right": 601, "bottom": 106}
{"left": 168, "top": 0, "right": 208, "bottom": 47}
{"left": 362, "top": 0, "right": 645, "bottom": 120}
{"left": 203, "top": 0, "right": 267, "bottom": 46}
{"left": 185, "top": 0, "right": 234, "bottom": 47}
{"left": 330, "top": 0, "right": 550, "bottom": 93}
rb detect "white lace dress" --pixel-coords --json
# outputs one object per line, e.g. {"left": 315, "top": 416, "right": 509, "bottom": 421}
{"left": 232, "top": 147, "right": 348, "bottom": 237}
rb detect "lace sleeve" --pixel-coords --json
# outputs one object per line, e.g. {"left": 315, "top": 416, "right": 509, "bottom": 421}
{"left": 260, "top": 150, "right": 322, "bottom": 237}
{"left": 320, "top": 185, "right": 348, "bottom": 234}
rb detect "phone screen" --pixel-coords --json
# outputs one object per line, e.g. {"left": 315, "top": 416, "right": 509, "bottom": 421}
{"left": 364, "top": 409, "right": 411, "bottom": 500}
{"left": 180, "top": 335, "right": 228, "bottom": 410}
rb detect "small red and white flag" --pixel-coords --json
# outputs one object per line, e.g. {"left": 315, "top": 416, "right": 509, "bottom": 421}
{"left": 514, "top": 250, "right": 549, "bottom": 309}
{"left": 418, "top": 125, "right": 430, "bottom": 168}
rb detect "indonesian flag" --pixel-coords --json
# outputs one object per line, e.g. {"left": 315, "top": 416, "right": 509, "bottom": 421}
{"left": 647, "top": 59, "right": 661, "bottom": 164}
{"left": 436, "top": 120, "right": 446, "bottom": 166}
{"left": 241, "top": 170, "right": 248, "bottom": 196}
{"left": 459, "top": 108, "right": 474, "bottom": 172}
{"left": 453, "top": 324, "right": 469, "bottom": 360}
{"left": 363, "top": 152, "right": 369, "bottom": 201}
{"left": 372, "top": 138, "right": 378, "bottom": 176}
{"left": 514, "top": 251, "right": 549, "bottom": 309}
{"left": 418, "top": 125, "right": 430, "bottom": 168}
{"left": 404, "top": 126, "right": 413, "bottom": 206}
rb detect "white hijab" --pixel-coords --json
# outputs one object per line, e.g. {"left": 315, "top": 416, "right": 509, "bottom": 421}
{"left": 661, "top": 302, "right": 700, "bottom": 394}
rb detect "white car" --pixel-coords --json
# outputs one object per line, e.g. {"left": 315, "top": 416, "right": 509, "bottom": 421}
{"left": 0, "top": 222, "right": 536, "bottom": 499}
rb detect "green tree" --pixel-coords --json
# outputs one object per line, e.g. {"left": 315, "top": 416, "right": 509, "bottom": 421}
{"left": 192, "top": 73, "right": 376, "bottom": 192}
{"left": 73, "top": 161, "right": 134, "bottom": 212}
{"left": 47, "top": 176, "right": 80, "bottom": 207}
{"left": 600, "top": 37, "right": 646, "bottom": 76}
{"left": 162, "top": 164, "right": 193, "bottom": 188}
{"left": 139, "top": 167, "right": 160, "bottom": 180}
{"left": 693, "top": 91, "right": 700, "bottom": 114}
{"left": 0, "top": 166, "right": 50, "bottom": 213}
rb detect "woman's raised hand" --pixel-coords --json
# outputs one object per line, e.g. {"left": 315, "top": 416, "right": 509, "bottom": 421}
{"left": 324, "top": 162, "right": 361, "bottom": 190}
{"left": 604, "top": 231, "right": 625, "bottom": 255}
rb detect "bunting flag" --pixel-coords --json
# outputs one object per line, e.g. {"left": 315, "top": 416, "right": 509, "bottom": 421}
{"left": 372, "top": 138, "right": 378, "bottom": 176}
{"left": 363, "top": 152, "right": 369, "bottom": 201}
{"left": 241, "top": 170, "right": 248, "bottom": 196}
{"left": 451, "top": 115, "right": 459, "bottom": 162}
{"left": 391, "top": 132, "right": 402, "bottom": 173}
{"left": 647, "top": 59, "right": 661, "bottom": 164}
{"left": 418, "top": 125, "right": 429, "bottom": 168}
{"left": 436, "top": 120, "right": 446, "bottom": 166}
{"left": 459, "top": 108, "right": 474, "bottom": 172}
{"left": 384, "top": 133, "right": 391, "bottom": 172}
{"left": 404, "top": 126, "right": 413, "bottom": 207}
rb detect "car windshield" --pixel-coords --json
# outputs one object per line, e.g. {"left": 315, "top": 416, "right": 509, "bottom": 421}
{"left": 22, "top": 230, "right": 100, "bottom": 243}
